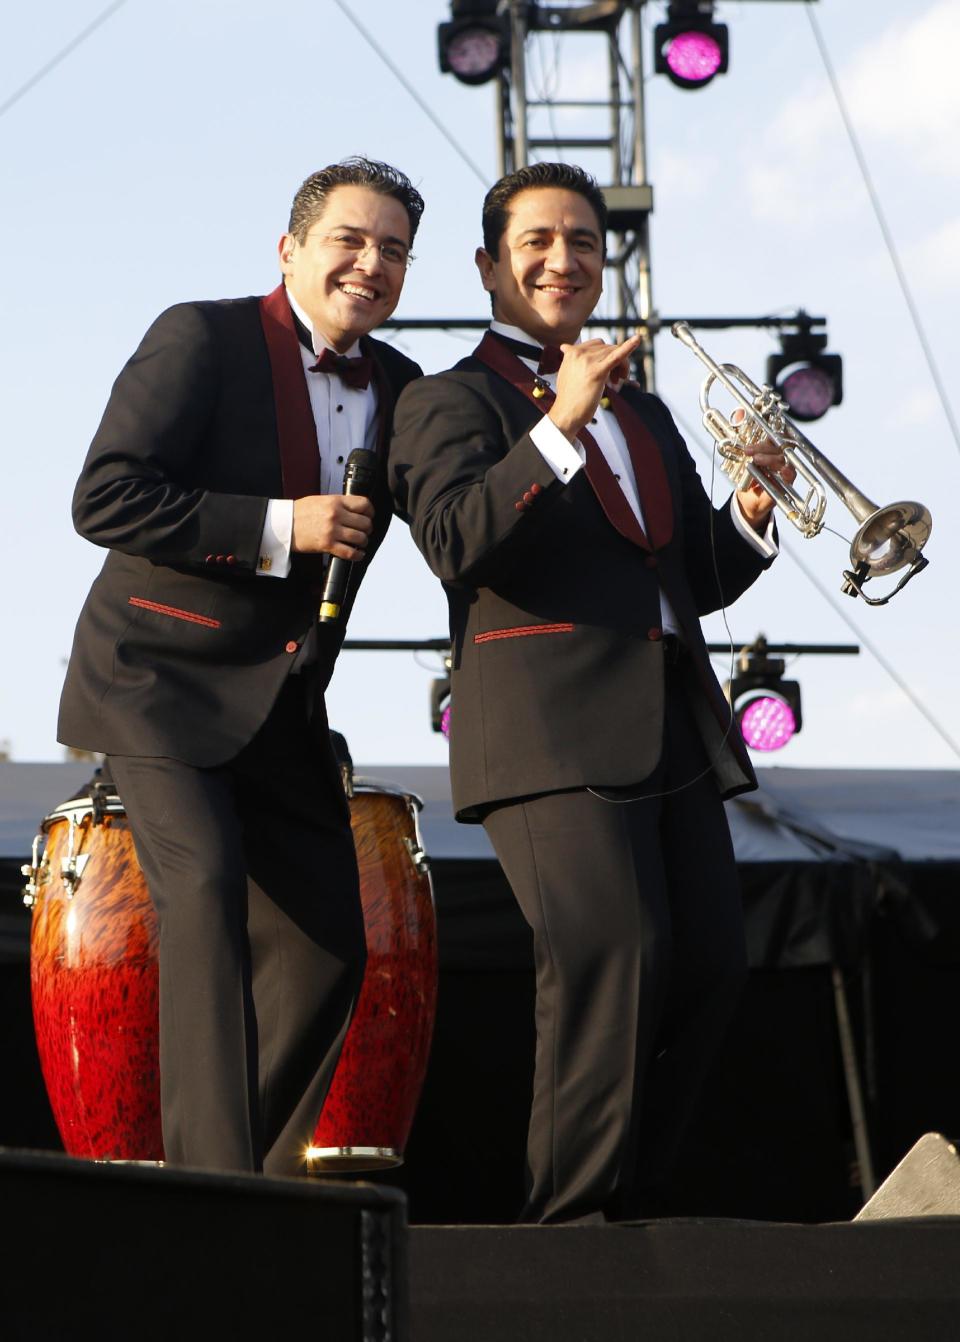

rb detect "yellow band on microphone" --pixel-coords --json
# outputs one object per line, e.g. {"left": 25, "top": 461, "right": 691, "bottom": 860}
{"left": 319, "top": 601, "right": 341, "bottom": 621}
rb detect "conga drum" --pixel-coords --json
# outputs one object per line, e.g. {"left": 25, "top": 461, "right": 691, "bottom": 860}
{"left": 25, "top": 779, "right": 437, "bottom": 1170}
{"left": 307, "top": 780, "right": 438, "bottom": 1171}
{"left": 25, "top": 793, "right": 163, "bottom": 1160}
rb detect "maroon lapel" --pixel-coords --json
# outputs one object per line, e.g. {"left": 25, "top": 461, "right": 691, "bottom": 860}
{"left": 360, "top": 335, "right": 394, "bottom": 459}
{"left": 605, "top": 385, "right": 674, "bottom": 551}
{"left": 474, "top": 332, "right": 657, "bottom": 551}
{"left": 258, "top": 283, "right": 321, "bottom": 498}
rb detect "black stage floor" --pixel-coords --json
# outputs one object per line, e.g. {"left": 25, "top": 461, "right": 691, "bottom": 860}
{"left": 410, "top": 1219, "right": 960, "bottom": 1342}
{"left": 4, "top": 1149, "right": 959, "bottom": 1341}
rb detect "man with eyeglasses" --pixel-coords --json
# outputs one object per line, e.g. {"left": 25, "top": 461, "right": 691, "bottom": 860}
{"left": 59, "top": 157, "right": 423, "bottom": 1175}
{"left": 390, "top": 162, "right": 788, "bottom": 1224}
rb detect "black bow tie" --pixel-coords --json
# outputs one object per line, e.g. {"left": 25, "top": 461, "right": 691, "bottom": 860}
{"left": 308, "top": 347, "right": 373, "bottom": 390}
{"left": 491, "top": 332, "right": 564, "bottom": 377}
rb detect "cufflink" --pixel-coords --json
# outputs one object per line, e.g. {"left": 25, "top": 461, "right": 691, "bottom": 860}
{"left": 532, "top": 385, "right": 546, "bottom": 399}
{"left": 258, "top": 555, "right": 273, "bottom": 572}
{"left": 600, "top": 395, "right": 611, "bottom": 410}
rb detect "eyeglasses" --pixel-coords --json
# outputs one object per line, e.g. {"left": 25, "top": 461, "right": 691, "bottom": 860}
{"left": 306, "top": 231, "right": 415, "bottom": 269}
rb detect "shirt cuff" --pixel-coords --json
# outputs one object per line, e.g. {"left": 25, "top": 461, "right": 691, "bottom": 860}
{"left": 730, "top": 492, "right": 779, "bottom": 558}
{"left": 257, "top": 498, "right": 293, "bottom": 577}
{"left": 530, "top": 415, "right": 585, "bottom": 483}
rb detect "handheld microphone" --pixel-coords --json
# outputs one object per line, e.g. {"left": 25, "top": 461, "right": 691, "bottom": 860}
{"left": 318, "top": 448, "right": 378, "bottom": 623}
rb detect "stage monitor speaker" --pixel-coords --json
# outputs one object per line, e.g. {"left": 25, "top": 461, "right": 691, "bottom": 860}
{"left": 0, "top": 1147, "right": 407, "bottom": 1341}
{"left": 855, "top": 1132, "right": 960, "bottom": 1220}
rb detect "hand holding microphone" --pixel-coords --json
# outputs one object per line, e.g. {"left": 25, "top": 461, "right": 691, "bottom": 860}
{"left": 294, "top": 448, "right": 377, "bottom": 622}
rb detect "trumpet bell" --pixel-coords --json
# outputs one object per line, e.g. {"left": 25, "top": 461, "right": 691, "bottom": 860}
{"left": 851, "top": 501, "right": 933, "bottom": 576}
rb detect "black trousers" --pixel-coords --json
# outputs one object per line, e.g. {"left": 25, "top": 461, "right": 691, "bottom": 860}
{"left": 108, "top": 676, "right": 365, "bottom": 1176}
{"left": 483, "top": 664, "right": 747, "bottom": 1224}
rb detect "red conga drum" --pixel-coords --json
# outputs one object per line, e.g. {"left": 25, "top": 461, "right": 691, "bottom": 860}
{"left": 25, "top": 779, "right": 437, "bottom": 1169}
{"left": 307, "top": 780, "right": 438, "bottom": 1170}
{"left": 25, "top": 794, "right": 163, "bottom": 1160}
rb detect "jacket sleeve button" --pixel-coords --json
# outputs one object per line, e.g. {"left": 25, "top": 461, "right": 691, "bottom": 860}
{"left": 647, "top": 627, "right": 663, "bottom": 641}
{"left": 285, "top": 640, "right": 299, "bottom": 654}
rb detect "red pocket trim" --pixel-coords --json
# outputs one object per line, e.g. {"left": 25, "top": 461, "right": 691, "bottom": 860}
{"left": 474, "top": 622, "right": 574, "bottom": 645}
{"left": 128, "top": 597, "right": 221, "bottom": 629}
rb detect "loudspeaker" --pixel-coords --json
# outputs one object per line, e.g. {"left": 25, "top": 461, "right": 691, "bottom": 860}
{"left": 0, "top": 1148, "right": 407, "bottom": 1340}
{"left": 855, "top": 1132, "right": 960, "bottom": 1220}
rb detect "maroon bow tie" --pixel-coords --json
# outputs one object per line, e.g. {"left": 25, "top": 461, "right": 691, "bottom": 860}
{"left": 536, "top": 345, "right": 564, "bottom": 376}
{"left": 490, "top": 332, "right": 565, "bottom": 377}
{"left": 308, "top": 347, "right": 373, "bottom": 390}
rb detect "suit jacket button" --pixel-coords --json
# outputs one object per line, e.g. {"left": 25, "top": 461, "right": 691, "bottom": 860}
{"left": 645, "top": 555, "right": 658, "bottom": 569}
{"left": 285, "top": 640, "right": 298, "bottom": 654}
{"left": 647, "top": 627, "right": 663, "bottom": 641}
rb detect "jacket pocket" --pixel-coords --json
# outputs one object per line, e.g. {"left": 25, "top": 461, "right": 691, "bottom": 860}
{"left": 128, "top": 596, "right": 221, "bottom": 629}
{"left": 474, "top": 622, "right": 574, "bottom": 645}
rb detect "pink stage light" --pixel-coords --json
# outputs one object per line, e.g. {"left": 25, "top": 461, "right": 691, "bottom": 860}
{"left": 665, "top": 31, "right": 724, "bottom": 85}
{"left": 738, "top": 694, "right": 797, "bottom": 752}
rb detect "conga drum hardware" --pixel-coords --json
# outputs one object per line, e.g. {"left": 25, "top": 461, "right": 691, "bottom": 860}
{"left": 403, "top": 836, "right": 429, "bottom": 876}
{"left": 22, "top": 802, "right": 106, "bottom": 905}
{"left": 21, "top": 832, "right": 47, "bottom": 907}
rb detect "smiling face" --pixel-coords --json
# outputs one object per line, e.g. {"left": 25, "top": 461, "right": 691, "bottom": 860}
{"left": 475, "top": 186, "right": 604, "bottom": 347}
{"left": 279, "top": 183, "right": 411, "bottom": 352}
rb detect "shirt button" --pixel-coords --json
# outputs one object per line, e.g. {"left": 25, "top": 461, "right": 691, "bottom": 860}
{"left": 337, "top": 456, "right": 344, "bottom": 464}
{"left": 336, "top": 404, "right": 344, "bottom": 413}
{"left": 285, "top": 640, "right": 298, "bottom": 654}
{"left": 647, "top": 627, "right": 663, "bottom": 642}
{"left": 614, "top": 473, "right": 621, "bottom": 481}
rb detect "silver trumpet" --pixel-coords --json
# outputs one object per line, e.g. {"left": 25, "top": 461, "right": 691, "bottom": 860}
{"left": 671, "top": 322, "right": 932, "bottom": 605}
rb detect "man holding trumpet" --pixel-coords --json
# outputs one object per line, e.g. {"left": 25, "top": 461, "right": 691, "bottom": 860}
{"left": 390, "top": 161, "right": 794, "bottom": 1223}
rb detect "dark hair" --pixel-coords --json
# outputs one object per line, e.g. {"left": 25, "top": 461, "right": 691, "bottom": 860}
{"left": 481, "top": 161, "right": 607, "bottom": 258}
{"left": 288, "top": 156, "right": 425, "bottom": 245}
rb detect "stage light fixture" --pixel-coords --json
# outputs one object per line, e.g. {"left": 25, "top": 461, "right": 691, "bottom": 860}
{"left": 766, "top": 327, "right": 843, "bottom": 423}
{"left": 725, "top": 638, "right": 802, "bottom": 753}
{"left": 430, "top": 671, "right": 452, "bottom": 739}
{"left": 654, "top": 2, "right": 728, "bottom": 90}
{"left": 438, "top": 1, "right": 509, "bottom": 86}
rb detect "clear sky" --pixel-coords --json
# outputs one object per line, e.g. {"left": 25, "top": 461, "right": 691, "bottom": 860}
{"left": 2, "top": 0, "right": 957, "bottom": 772}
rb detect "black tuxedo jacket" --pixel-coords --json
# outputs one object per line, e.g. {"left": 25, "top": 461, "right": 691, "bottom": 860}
{"left": 59, "top": 287, "right": 421, "bottom": 766}
{"left": 389, "top": 350, "right": 773, "bottom": 821}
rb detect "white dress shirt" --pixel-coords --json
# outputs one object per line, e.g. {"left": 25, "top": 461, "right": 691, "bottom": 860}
{"left": 256, "top": 289, "right": 379, "bottom": 578}
{"left": 490, "top": 320, "right": 778, "bottom": 636}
